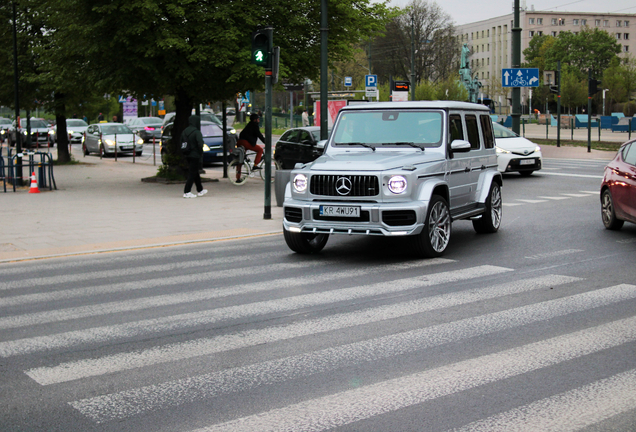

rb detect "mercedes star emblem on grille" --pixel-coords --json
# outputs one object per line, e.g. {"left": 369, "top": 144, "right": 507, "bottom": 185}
{"left": 336, "top": 177, "right": 352, "bottom": 195}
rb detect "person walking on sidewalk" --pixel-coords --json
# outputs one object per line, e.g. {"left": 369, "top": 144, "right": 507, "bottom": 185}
{"left": 182, "top": 115, "right": 208, "bottom": 198}
{"left": 237, "top": 113, "right": 265, "bottom": 169}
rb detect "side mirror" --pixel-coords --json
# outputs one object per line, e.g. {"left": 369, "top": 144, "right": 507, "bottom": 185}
{"left": 450, "top": 139, "right": 471, "bottom": 153}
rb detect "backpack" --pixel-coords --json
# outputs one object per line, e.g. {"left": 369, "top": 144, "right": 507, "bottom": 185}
{"left": 180, "top": 129, "right": 193, "bottom": 155}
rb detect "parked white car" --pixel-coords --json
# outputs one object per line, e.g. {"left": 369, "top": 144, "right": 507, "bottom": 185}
{"left": 82, "top": 123, "right": 144, "bottom": 156}
{"left": 492, "top": 122, "right": 542, "bottom": 176}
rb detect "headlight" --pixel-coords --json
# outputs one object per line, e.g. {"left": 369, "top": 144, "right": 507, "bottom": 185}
{"left": 21, "top": 130, "right": 27, "bottom": 135}
{"left": 203, "top": 144, "right": 210, "bottom": 151}
{"left": 388, "top": 175, "right": 408, "bottom": 194}
{"left": 229, "top": 128, "right": 236, "bottom": 135}
{"left": 105, "top": 139, "right": 115, "bottom": 146}
{"left": 292, "top": 174, "right": 307, "bottom": 192}
{"left": 535, "top": 146, "right": 541, "bottom": 153}
{"left": 137, "top": 138, "right": 144, "bottom": 145}
{"left": 496, "top": 146, "right": 510, "bottom": 154}
{"left": 48, "top": 130, "right": 55, "bottom": 135}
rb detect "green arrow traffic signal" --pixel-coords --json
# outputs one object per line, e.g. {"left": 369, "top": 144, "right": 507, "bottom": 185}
{"left": 251, "top": 28, "right": 271, "bottom": 68}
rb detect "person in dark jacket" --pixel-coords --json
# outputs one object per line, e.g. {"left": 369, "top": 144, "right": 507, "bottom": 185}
{"left": 237, "top": 113, "right": 265, "bottom": 168}
{"left": 181, "top": 115, "right": 208, "bottom": 198}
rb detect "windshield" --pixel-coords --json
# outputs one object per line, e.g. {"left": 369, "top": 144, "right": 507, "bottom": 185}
{"left": 332, "top": 110, "right": 443, "bottom": 149}
{"left": 492, "top": 122, "right": 518, "bottom": 138}
{"left": 67, "top": 120, "right": 88, "bottom": 127}
{"left": 20, "top": 119, "right": 48, "bottom": 128}
{"left": 101, "top": 125, "right": 133, "bottom": 135}
{"left": 201, "top": 124, "right": 222, "bottom": 137}
{"left": 142, "top": 117, "right": 162, "bottom": 125}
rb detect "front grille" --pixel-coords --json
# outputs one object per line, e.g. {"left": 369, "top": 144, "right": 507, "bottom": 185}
{"left": 382, "top": 210, "right": 417, "bottom": 226}
{"left": 284, "top": 207, "right": 303, "bottom": 223}
{"left": 310, "top": 175, "right": 379, "bottom": 197}
{"left": 313, "top": 209, "right": 370, "bottom": 222}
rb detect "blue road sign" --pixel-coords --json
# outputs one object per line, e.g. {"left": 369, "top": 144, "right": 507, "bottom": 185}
{"left": 365, "top": 74, "right": 378, "bottom": 87}
{"left": 502, "top": 68, "right": 539, "bottom": 87}
{"left": 344, "top": 77, "right": 352, "bottom": 87}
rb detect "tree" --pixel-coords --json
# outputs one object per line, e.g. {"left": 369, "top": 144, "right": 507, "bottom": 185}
{"left": 545, "top": 28, "right": 621, "bottom": 77}
{"left": 559, "top": 67, "right": 587, "bottom": 114}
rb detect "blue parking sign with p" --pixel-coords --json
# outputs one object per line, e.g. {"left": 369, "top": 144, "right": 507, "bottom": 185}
{"left": 365, "top": 75, "right": 377, "bottom": 87}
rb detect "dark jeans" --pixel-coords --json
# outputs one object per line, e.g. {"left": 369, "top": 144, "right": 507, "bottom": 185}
{"left": 184, "top": 158, "right": 203, "bottom": 194}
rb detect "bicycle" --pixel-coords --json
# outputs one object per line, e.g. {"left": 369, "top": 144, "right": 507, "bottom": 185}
{"left": 228, "top": 146, "right": 278, "bottom": 185}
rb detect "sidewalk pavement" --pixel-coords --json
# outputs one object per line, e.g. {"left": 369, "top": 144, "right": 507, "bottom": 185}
{"left": 0, "top": 139, "right": 619, "bottom": 263}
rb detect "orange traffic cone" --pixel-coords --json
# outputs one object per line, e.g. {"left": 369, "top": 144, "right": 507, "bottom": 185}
{"left": 28, "top": 172, "right": 40, "bottom": 194}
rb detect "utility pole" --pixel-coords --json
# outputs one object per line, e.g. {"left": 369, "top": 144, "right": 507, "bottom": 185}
{"left": 557, "top": 60, "right": 561, "bottom": 147}
{"left": 320, "top": 0, "right": 328, "bottom": 140}
{"left": 12, "top": 1, "right": 23, "bottom": 184}
{"left": 511, "top": 0, "right": 521, "bottom": 134}
{"left": 411, "top": 15, "right": 416, "bottom": 101}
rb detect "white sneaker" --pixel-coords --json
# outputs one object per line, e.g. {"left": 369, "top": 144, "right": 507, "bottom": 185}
{"left": 197, "top": 189, "right": 208, "bottom": 197}
{"left": 183, "top": 192, "right": 197, "bottom": 198}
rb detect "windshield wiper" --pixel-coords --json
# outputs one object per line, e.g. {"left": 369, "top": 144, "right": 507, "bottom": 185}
{"left": 339, "top": 142, "right": 376, "bottom": 151}
{"left": 383, "top": 142, "right": 425, "bottom": 150}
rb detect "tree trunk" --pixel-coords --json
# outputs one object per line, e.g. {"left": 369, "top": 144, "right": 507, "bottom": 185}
{"left": 164, "top": 88, "right": 192, "bottom": 174}
{"left": 54, "top": 92, "right": 70, "bottom": 163}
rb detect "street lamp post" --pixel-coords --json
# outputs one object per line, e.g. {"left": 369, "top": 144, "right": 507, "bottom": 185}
{"left": 602, "top": 89, "right": 609, "bottom": 116}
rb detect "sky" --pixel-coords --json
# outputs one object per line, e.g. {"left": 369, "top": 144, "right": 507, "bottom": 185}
{"left": 387, "top": 0, "right": 636, "bottom": 26}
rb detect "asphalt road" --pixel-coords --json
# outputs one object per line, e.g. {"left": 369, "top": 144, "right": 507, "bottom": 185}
{"left": 1, "top": 159, "right": 635, "bottom": 431}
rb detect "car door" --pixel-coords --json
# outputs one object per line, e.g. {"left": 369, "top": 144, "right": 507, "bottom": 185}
{"left": 447, "top": 112, "right": 473, "bottom": 210}
{"left": 297, "top": 130, "right": 315, "bottom": 164}
{"left": 617, "top": 142, "right": 636, "bottom": 220}
{"left": 276, "top": 130, "right": 300, "bottom": 169}
{"left": 463, "top": 113, "right": 486, "bottom": 205}
{"left": 86, "top": 125, "right": 99, "bottom": 152}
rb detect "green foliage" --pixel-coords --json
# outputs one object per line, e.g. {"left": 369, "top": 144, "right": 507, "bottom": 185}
{"left": 559, "top": 67, "right": 587, "bottom": 111}
{"left": 624, "top": 101, "right": 636, "bottom": 117}
{"left": 415, "top": 81, "right": 437, "bottom": 100}
{"left": 545, "top": 28, "right": 621, "bottom": 76}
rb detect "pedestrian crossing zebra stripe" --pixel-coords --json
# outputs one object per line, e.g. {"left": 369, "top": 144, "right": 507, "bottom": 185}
{"left": 453, "top": 369, "right": 636, "bottom": 432}
{"left": 70, "top": 281, "right": 636, "bottom": 424}
{"left": 0, "top": 265, "right": 508, "bottom": 357}
{"left": 185, "top": 316, "right": 636, "bottom": 432}
{"left": 0, "top": 259, "right": 452, "bottom": 327}
{"left": 31, "top": 273, "right": 579, "bottom": 386}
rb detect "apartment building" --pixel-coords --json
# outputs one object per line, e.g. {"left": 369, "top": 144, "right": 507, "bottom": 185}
{"left": 456, "top": 10, "right": 636, "bottom": 110}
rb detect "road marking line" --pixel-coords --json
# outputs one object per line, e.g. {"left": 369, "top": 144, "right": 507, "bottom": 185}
{"left": 503, "top": 203, "right": 525, "bottom": 207}
{"left": 525, "top": 249, "right": 584, "bottom": 260}
{"left": 183, "top": 316, "right": 636, "bottom": 432}
{"left": 453, "top": 369, "right": 636, "bottom": 431}
{"left": 580, "top": 190, "right": 599, "bottom": 194}
{"left": 536, "top": 196, "right": 570, "bottom": 200}
{"left": 0, "top": 265, "right": 508, "bottom": 357}
{"left": 515, "top": 199, "right": 548, "bottom": 204}
{"left": 561, "top": 193, "right": 595, "bottom": 197}
{"left": 32, "top": 274, "right": 579, "bottom": 387}
{"left": 539, "top": 172, "right": 603, "bottom": 179}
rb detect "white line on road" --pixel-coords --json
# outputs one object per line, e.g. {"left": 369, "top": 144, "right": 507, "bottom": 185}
{"left": 453, "top": 369, "right": 636, "bottom": 432}
{"left": 536, "top": 196, "right": 570, "bottom": 200}
{"left": 514, "top": 199, "right": 548, "bottom": 204}
{"left": 32, "top": 273, "right": 578, "bottom": 387}
{"left": 525, "top": 249, "right": 584, "bottom": 260}
{"left": 539, "top": 172, "right": 603, "bottom": 179}
{"left": 0, "top": 264, "right": 505, "bottom": 357}
{"left": 185, "top": 316, "right": 636, "bottom": 432}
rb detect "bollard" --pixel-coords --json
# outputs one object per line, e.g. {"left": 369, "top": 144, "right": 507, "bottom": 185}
{"left": 546, "top": 118, "right": 548, "bottom": 139}
{"left": 114, "top": 133, "right": 118, "bottom": 161}
{"left": 630, "top": 119, "right": 632, "bottom": 140}
{"left": 571, "top": 118, "right": 574, "bottom": 140}
{"left": 598, "top": 123, "right": 601, "bottom": 142}
{"left": 153, "top": 136, "right": 156, "bottom": 166}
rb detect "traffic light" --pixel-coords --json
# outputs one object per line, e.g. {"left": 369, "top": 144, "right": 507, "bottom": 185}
{"left": 589, "top": 78, "right": 601, "bottom": 96}
{"left": 549, "top": 85, "right": 559, "bottom": 94}
{"left": 251, "top": 28, "right": 272, "bottom": 69}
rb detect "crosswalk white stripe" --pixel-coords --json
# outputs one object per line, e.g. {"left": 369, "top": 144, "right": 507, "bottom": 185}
{"left": 536, "top": 196, "right": 570, "bottom": 200}
{"left": 561, "top": 192, "right": 595, "bottom": 197}
{"left": 32, "top": 274, "right": 580, "bottom": 386}
{"left": 453, "top": 369, "right": 636, "bottom": 432}
{"left": 0, "top": 265, "right": 507, "bottom": 357}
{"left": 539, "top": 172, "right": 603, "bottom": 179}
{"left": 72, "top": 280, "right": 636, "bottom": 424}
{"left": 187, "top": 316, "right": 636, "bottom": 432}
{"left": 0, "top": 251, "right": 278, "bottom": 290}
{"left": 0, "top": 260, "right": 449, "bottom": 328}
{"left": 514, "top": 199, "right": 548, "bottom": 204}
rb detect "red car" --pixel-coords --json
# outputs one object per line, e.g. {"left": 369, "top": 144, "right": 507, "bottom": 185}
{"left": 601, "top": 139, "right": 636, "bottom": 230}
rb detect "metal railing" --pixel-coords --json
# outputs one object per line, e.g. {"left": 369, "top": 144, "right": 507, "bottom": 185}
{"left": 1, "top": 147, "right": 57, "bottom": 192}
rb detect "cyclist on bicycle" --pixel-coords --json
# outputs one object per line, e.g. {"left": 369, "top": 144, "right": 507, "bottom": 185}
{"left": 237, "top": 113, "right": 265, "bottom": 169}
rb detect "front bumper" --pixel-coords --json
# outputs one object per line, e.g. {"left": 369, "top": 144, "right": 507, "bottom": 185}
{"left": 497, "top": 154, "right": 542, "bottom": 173}
{"left": 103, "top": 143, "right": 143, "bottom": 154}
{"left": 282, "top": 198, "right": 426, "bottom": 237}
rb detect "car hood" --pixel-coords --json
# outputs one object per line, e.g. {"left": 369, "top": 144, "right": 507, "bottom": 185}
{"left": 102, "top": 133, "right": 137, "bottom": 142}
{"left": 495, "top": 136, "right": 537, "bottom": 152}
{"left": 307, "top": 150, "right": 445, "bottom": 172}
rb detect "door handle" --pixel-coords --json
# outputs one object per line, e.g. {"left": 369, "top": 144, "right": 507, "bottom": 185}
{"left": 464, "top": 166, "right": 471, "bottom": 172}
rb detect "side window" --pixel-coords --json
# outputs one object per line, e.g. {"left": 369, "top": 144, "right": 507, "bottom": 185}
{"left": 480, "top": 115, "right": 494, "bottom": 149}
{"left": 285, "top": 130, "right": 300, "bottom": 143}
{"left": 623, "top": 143, "right": 636, "bottom": 165}
{"left": 449, "top": 114, "right": 464, "bottom": 142}
{"left": 298, "top": 130, "right": 312, "bottom": 143}
{"left": 465, "top": 115, "right": 481, "bottom": 150}
{"left": 279, "top": 130, "right": 293, "bottom": 141}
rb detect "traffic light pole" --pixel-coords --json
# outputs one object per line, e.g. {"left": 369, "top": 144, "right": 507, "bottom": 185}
{"left": 264, "top": 71, "right": 272, "bottom": 220}
{"left": 557, "top": 60, "right": 561, "bottom": 147}
{"left": 587, "top": 70, "right": 592, "bottom": 153}
{"left": 511, "top": 0, "right": 521, "bottom": 134}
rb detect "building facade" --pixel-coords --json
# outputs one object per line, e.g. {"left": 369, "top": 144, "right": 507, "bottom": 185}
{"left": 456, "top": 10, "right": 636, "bottom": 113}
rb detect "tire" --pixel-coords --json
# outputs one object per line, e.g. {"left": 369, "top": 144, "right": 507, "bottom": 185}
{"left": 136, "top": 151, "right": 142, "bottom": 157}
{"left": 473, "top": 182, "right": 503, "bottom": 234}
{"left": 519, "top": 170, "right": 534, "bottom": 177}
{"left": 229, "top": 159, "right": 251, "bottom": 185}
{"left": 412, "top": 195, "right": 451, "bottom": 258}
{"left": 259, "top": 158, "right": 278, "bottom": 181}
{"left": 601, "top": 189, "right": 624, "bottom": 230}
{"left": 283, "top": 229, "right": 329, "bottom": 254}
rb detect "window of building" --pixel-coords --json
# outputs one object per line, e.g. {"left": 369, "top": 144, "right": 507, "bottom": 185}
{"left": 625, "top": 33, "right": 629, "bottom": 40}
{"left": 487, "top": 44, "right": 490, "bottom": 51}
{"left": 538, "top": 31, "right": 543, "bottom": 36}
{"left": 604, "top": 20, "right": 609, "bottom": 27}
{"left": 625, "top": 45, "right": 630, "bottom": 52}
{"left": 617, "top": 33, "right": 622, "bottom": 39}
{"left": 595, "top": 19, "right": 601, "bottom": 26}
{"left": 551, "top": 31, "right": 557, "bottom": 37}
{"left": 574, "top": 31, "right": 578, "bottom": 35}
{"left": 487, "top": 29, "right": 490, "bottom": 37}
{"left": 482, "top": 30, "right": 484, "bottom": 38}
{"left": 573, "top": 19, "right": 579, "bottom": 25}
{"left": 529, "top": 18, "right": 535, "bottom": 25}
{"left": 617, "top": 20, "right": 622, "bottom": 27}
{"left": 482, "top": 44, "right": 484, "bottom": 51}
{"left": 551, "top": 18, "right": 558, "bottom": 25}
{"left": 625, "top": 21, "right": 630, "bottom": 27}
{"left": 559, "top": 18, "right": 565, "bottom": 26}
{"left": 476, "top": 45, "right": 479, "bottom": 53}
{"left": 487, "top": 71, "right": 490, "bottom": 79}
{"left": 537, "top": 18, "right": 543, "bottom": 25}
{"left": 487, "top": 58, "right": 490, "bottom": 65}
{"left": 471, "top": 32, "right": 473, "bottom": 39}
{"left": 581, "top": 19, "right": 587, "bottom": 26}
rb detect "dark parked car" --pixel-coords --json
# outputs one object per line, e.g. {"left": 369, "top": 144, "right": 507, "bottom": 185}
{"left": 161, "top": 121, "right": 228, "bottom": 166}
{"left": 275, "top": 126, "right": 330, "bottom": 169}
{"left": 8, "top": 118, "right": 53, "bottom": 147}
{"left": 0, "top": 117, "right": 11, "bottom": 140}
{"left": 127, "top": 117, "right": 163, "bottom": 142}
{"left": 601, "top": 138, "right": 636, "bottom": 230}
{"left": 162, "top": 112, "right": 237, "bottom": 148}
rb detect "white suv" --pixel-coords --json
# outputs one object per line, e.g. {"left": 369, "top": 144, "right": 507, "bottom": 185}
{"left": 282, "top": 101, "right": 503, "bottom": 257}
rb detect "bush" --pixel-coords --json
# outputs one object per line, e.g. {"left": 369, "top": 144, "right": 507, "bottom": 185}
{"left": 624, "top": 101, "right": 636, "bottom": 117}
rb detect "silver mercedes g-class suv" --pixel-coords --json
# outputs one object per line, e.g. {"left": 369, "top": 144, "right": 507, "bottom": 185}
{"left": 282, "top": 101, "right": 503, "bottom": 257}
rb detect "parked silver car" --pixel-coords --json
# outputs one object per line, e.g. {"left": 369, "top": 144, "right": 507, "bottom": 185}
{"left": 282, "top": 101, "right": 503, "bottom": 257}
{"left": 82, "top": 123, "right": 144, "bottom": 156}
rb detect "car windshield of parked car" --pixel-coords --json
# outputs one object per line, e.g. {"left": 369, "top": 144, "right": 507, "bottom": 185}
{"left": 201, "top": 124, "right": 222, "bottom": 137}
{"left": 67, "top": 119, "right": 88, "bottom": 127}
{"left": 141, "top": 117, "right": 162, "bottom": 125}
{"left": 101, "top": 125, "right": 133, "bottom": 135}
{"left": 310, "top": 129, "right": 331, "bottom": 141}
{"left": 20, "top": 119, "right": 48, "bottom": 128}
{"left": 332, "top": 110, "right": 442, "bottom": 149}
{"left": 0, "top": 119, "right": 11, "bottom": 125}
{"left": 492, "top": 122, "right": 518, "bottom": 138}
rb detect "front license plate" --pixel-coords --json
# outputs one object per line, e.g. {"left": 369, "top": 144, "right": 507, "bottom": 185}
{"left": 519, "top": 159, "right": 534, "bottom": 165}
{"left": 121, "top": 146, "right": 132, "bottom": 150}
{"left": 320, "top": 205, "right": 360, "bottom": 217}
